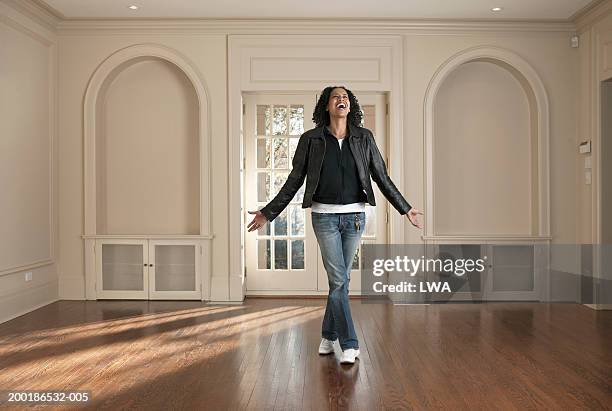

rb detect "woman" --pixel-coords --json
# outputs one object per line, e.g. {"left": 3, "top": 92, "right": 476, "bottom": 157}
{"left": 247, "top": 86, "right": 423, "bottom": 365}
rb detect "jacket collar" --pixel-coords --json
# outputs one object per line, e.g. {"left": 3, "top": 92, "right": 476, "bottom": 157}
{"left": 317, "top": 122, "right": 363, "bottom": 140}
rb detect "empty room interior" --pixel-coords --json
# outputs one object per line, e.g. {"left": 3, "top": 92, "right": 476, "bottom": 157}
{"left": 0, "top": 0, "right": 611, "bottom": 409}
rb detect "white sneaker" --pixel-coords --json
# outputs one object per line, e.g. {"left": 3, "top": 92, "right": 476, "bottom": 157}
{"left": 340, "top": 348, "right": 360, "bottom": 364}
{"left": 318, "top": 338, "right": 336, "bottom": 355}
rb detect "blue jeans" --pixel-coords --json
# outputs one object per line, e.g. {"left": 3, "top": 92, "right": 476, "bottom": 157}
{"left": 311, "top": 211, "right": 365, "bottom": 350}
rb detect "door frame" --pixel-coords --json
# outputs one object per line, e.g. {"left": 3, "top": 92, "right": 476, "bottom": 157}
{"left": 228, "top": 35, "right": 405, "bottom": 301}
{"left": 242, "top": 91, "right": 391, "bottom": 296}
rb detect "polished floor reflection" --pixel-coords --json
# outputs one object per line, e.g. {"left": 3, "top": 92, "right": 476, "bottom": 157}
{"left": 0, "top": 299, "right": 610, "bottom": 410}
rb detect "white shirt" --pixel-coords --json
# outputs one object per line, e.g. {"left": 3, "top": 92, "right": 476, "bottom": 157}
{"left": 311, "top": 137, "right": 367, "bottom": 214}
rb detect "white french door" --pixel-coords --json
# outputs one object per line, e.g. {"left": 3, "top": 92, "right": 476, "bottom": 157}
{"left": 243, "top": 93, "right": 318, "bottom": 292}
{"left": 243, "top": 92, "right": 389, "bottom": 294}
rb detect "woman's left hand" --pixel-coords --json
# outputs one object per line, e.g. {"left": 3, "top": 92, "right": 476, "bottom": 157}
{"left": 405, "top": 208, "right": 424, "bottom": 229}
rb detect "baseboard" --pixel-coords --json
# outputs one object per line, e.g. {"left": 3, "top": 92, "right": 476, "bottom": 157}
{"left": 584, "top": 303, "right": 612, "bottom": 310}
{"left": 0, "top": 297, "right": 59, "bottom": 325}
{"left": 207, "top": 300, "right": 244, "bottom": 305}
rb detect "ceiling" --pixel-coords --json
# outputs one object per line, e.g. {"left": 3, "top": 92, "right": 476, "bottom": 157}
{"left": 39, "top": 0, "right": 597, "bottom": 20}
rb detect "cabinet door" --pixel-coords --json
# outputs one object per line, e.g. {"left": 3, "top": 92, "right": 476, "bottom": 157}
{"left": 148, "top": 240, "right": 201, "bottom": 300}
{"left": 483, "top": 244, "right": 539, "bottom": 301}
{"left": 425, "top": 243, "right": 485, "bottom": 302}
{"left": 95, "top": 239, "right": 148, "bottom": 299}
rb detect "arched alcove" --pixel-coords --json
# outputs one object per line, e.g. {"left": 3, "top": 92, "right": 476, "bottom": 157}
{"left": 96, "top": 56, "right": 199, "bottom": 234}
{"left": 424, "top": 46, "right": 550, "bottom": 238}
{"left": 83, "top": 44, "right": 211, "bottom": 236}
{"left": 83, "top": 44, "right": 213, "bottom": 301}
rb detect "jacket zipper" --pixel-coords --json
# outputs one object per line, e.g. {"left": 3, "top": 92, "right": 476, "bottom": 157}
{"left": 339, "top": 137, "right": 345, "bottom": 203}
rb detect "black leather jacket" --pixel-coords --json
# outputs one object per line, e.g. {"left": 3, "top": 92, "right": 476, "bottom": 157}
{"left": 260, "top": 122, "right": 412, "bottom": 222}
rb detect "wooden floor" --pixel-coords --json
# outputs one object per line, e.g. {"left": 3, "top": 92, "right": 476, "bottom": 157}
{"left": 0, "top": 299, "right": 610, "bottom": 410}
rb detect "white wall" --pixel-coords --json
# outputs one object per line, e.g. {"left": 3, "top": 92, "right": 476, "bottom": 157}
{"left": 0, "top": 1, "right": 59, "bottom": 323}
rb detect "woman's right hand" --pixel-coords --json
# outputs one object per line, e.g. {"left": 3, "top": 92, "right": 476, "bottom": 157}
{"left": 247, "top": 210, "right": 269, "bottom": 232}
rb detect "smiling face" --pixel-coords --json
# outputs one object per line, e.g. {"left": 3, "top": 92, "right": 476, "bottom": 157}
{"left": 326, "top": 87, "right": 350, "bottom": 119}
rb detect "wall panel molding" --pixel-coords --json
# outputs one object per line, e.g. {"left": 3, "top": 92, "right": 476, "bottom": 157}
{"left": 0, "top": 260, "right": 55, "bottom": 278}
{"left": 0, "top": 3, "right": 57, "bottom": 276}
{"left": 250, "top": 57, "right": 381, "bottom": 84}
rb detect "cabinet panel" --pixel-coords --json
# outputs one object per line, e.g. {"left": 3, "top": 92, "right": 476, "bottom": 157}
{"left": 490, "top": 245, "right": 535, "bottom": 293}
{"left": 427, "top": 244, "right": 485, "bottom": 302}
{"left": 102, "top": 244, "right": 144, "bottom": 291}
{"left": 485, "top": 244, "right": 539, "bottom": 300}
{"left": 148, "top": 240, "right": 201, "bottom": 300}
{"left": 95, "top": 239, "right": 148, "bottom": 299}
{"left": 154, "top": 244, "right": 196, "bottom": 292}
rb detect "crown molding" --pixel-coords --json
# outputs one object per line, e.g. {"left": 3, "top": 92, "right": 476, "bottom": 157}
{"left": 54, "top": 18, "right": 576, "bottom": 36}
{"left": 573, "top": 0, "right": 612, "bottom": 33}
{"left": 9, "top": 0, "right": 586, "bottom": 35}
{"left": 6, "top": 0, "right": 579, "bottom": 35}
{"left": 31, "top": 0, "right": 65, "bottom": 19}
{"left": 2, "top": 0, "right": 61, "bottom": 32}
{"left": 570, "top": 0, "right": 606, "bottom": 21}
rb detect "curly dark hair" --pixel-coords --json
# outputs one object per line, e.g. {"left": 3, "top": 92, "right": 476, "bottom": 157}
{"left": 312, "top": 86, "right": 363, "bottom": 128}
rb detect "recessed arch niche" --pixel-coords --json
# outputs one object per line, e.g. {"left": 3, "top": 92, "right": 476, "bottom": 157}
{"left": 83, "top": 44, "right": 211, "bottom": 236}
{"left": 424, "top": 46, "right": 550, "bottom": 238}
